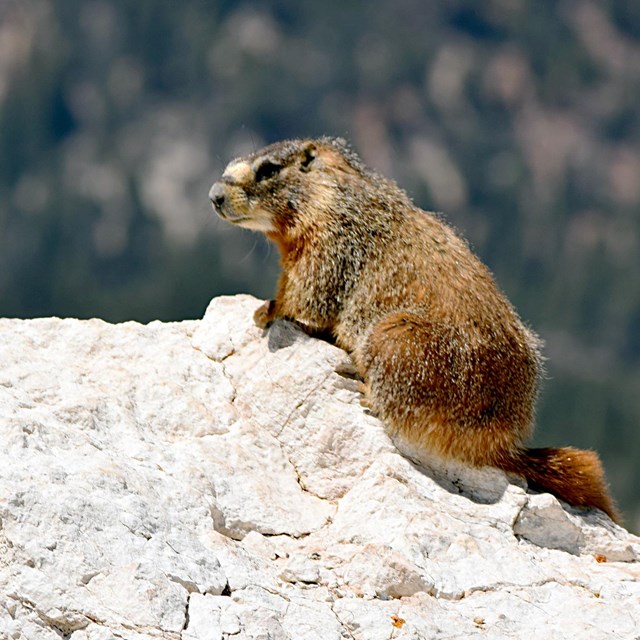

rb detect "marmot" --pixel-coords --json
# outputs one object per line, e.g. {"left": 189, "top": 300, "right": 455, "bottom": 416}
{"left": 209, "top": 136, "right": 618, "bottom": 522}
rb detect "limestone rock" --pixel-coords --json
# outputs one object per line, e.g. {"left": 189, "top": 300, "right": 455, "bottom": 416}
{"left": 0, "top": 294, "right": 638, "bottom": 639}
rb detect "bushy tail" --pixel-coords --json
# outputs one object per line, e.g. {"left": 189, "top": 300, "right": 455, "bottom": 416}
{"left": 502, "top": 447, "right": 619, "bottom": 523}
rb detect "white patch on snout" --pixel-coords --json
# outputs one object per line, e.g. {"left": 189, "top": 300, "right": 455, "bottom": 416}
{"left": 223, "top": 161, "right": 253, "bottom": 184}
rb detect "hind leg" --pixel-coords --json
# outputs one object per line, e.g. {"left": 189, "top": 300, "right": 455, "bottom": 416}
{"left": 354, "top": 311, "right": 534, "bottom": 467}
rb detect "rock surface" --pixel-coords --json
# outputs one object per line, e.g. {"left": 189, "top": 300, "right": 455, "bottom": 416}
{"left": 1, "top": 294, "right": 638, "bottom": 640}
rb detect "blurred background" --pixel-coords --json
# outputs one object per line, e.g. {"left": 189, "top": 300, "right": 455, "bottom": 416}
{"left": 1, "top": 0, "right": 639, "bottom": 529}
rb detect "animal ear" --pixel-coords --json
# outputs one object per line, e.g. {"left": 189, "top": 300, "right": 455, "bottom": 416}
{"left": 300, "top": 143, "right": 317, "bottom": 171}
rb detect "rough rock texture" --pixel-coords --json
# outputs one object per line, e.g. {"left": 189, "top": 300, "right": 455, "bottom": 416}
{"left": 1, "top": 294, "right": 639, "bottom": 640}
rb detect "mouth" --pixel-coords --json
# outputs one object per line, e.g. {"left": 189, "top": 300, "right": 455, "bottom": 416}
{"left": 209, "top": 182, "right": 276, "bottom": 232}
{"left": 209, "top": 202, "right": 249, "bottom": 225}
{"left": 224, "top": 214, "right": 251, "bottom": 225}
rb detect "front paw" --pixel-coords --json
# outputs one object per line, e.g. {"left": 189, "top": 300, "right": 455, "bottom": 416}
{"left": 357, "top": 381, "right": 378, "bottom": 416}
{"left": 254, "top": 299, "right": 277, "bottom": 329}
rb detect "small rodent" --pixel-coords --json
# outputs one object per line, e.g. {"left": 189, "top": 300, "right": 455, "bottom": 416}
{"left": 209, "top": 136, "right": 618, "bottom": 522}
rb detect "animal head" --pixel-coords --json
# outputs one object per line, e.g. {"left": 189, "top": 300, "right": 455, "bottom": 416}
{"left": 209, "top": 137, "right": 367, "bottom": 237}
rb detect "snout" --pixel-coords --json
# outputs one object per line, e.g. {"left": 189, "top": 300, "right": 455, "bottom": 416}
{"left": 208, "top": 180, "right": 252, "bottom": 225}
{"left": 209, "top": 182, "right": 227, "bottom": 212}
{"left": 208, "top": 166, "right": 274, "bottom": 232}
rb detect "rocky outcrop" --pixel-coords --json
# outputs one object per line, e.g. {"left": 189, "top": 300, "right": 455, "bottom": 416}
{"left": 1, "top": 294, "right": 638, "bottom": 639}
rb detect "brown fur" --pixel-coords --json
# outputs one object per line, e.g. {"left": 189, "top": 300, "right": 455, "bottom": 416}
{"left": 209, "top": 137, "right": 619, "bottom": 522}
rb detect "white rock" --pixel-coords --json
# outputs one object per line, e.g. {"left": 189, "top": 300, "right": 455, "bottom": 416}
{"left": 0, "top": 294, "right": 638, "bottom": 640}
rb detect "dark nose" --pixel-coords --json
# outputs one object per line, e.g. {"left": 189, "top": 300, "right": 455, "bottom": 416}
{"left": 209, "top": 182, "right": 226, "bottom": 209}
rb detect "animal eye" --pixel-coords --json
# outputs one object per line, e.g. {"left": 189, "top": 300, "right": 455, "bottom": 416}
{"left": 255, "top": 160, "right": 282, "bottom": 183}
